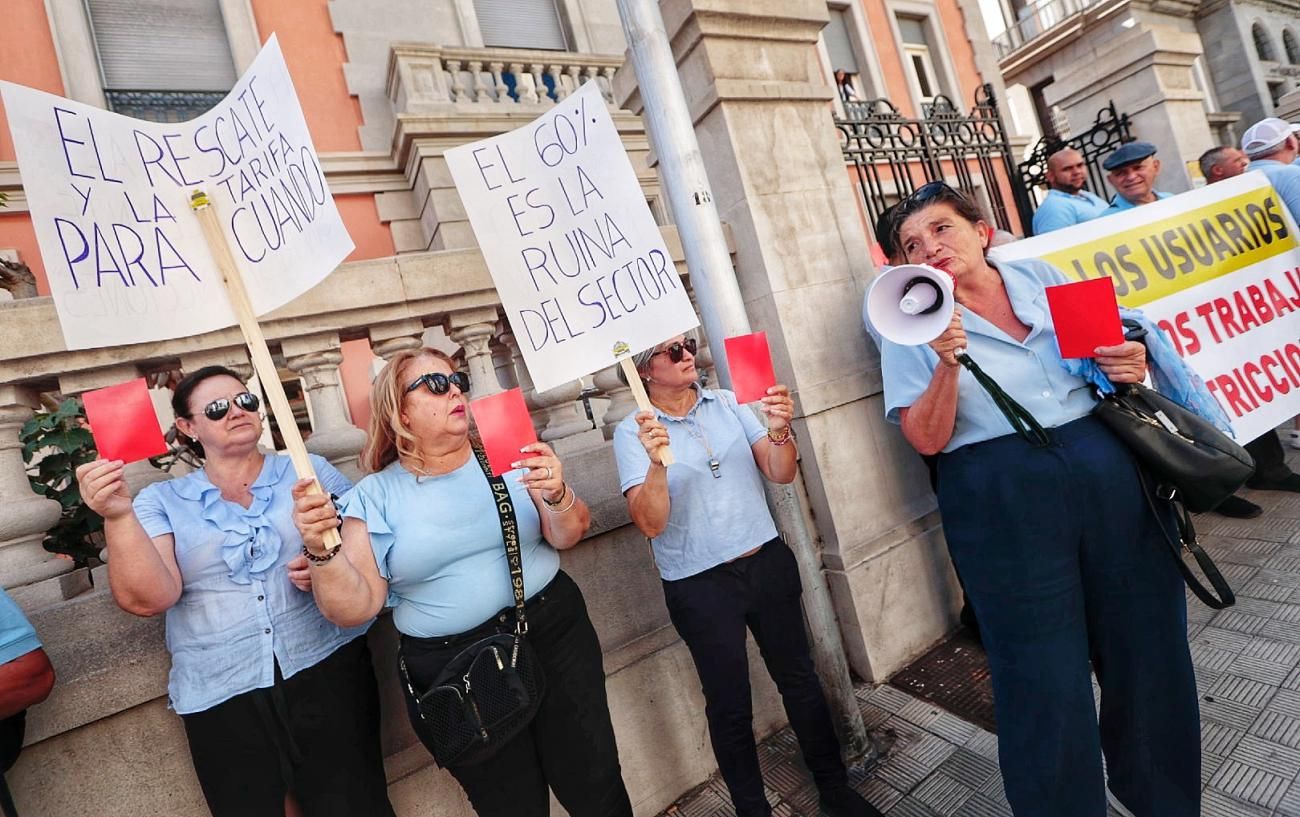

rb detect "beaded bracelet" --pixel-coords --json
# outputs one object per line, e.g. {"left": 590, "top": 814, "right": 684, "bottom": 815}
{"left": 767, "top": 426, "right": 794, "bottom": 446}
{"left": 302, "top": 540, "right": 341, "bottom": 564}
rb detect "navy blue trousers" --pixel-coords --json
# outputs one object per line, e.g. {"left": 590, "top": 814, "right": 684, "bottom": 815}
{"left": 937, "top": 416, "right": 1200, "bottom": 817}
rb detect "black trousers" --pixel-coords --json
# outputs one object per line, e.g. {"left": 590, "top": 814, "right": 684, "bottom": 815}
{"left": 400, "top": 571, "right": 632, "bottom": 817}
{"left": 181, "top": 636, "right": 395, "bottom": 817}
{"left": 1246, "top": 430, "right": 1292, "bottom": 485}
{"left": 662, "top": 538, "right": 846, "bottom": 817}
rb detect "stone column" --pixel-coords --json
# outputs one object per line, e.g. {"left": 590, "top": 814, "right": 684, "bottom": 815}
{"left": 592, "top": 365, "right": 636, "bottom": 440}
{"left": 614, "top": 0, "right": 960, "bottom": 695}
{"left": 282, "top": 333, "right": 367, "bottom": 482}
{"left": 0, "top": 385, "right": 65, "bottom": 600}
{"left": 370, "top": 319, "right": 427, "bottom": 362}
{"left": 448, "top": 308, "right": 504, "bottom": 398}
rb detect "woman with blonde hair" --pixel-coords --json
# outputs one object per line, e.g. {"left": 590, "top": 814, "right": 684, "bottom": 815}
{"left": 292, "top": 347, "right": 632, "bottom": 817}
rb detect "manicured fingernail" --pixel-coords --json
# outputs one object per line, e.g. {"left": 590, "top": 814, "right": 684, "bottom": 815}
{"left": 510, "top": 461, "right": 521, "bottom": 469}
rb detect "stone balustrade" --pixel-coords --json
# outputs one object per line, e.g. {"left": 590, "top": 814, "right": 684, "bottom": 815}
{"left": 0, "top": 235, "right": 692, "bottom": 605}
{"left": 386, "top": 43, "right": 623, "bottom": 114}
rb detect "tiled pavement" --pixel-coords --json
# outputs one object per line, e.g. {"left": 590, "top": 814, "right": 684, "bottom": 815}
{"left": 658, "top": 460, "right": 1300, "bottom": 817}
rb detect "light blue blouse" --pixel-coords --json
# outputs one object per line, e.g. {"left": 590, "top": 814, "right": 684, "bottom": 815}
{"left": 134, "top": 453, "right": 368, "bottom": 715}
{"left": 870, "top": 257, "right": 1099, "bottom": 452}
{"left": 340, "top": 456, "right": 560, "bottom": 639}
{"left": 0, "top": 588, "right": 40, "bottom": 665}
{"left": 613, "top": 387, "right": 778, "bottom": 581}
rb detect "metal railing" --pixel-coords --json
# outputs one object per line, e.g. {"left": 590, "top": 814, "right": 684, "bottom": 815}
{"left": 991, "top": 0, "right": 1106, "bottom": 58}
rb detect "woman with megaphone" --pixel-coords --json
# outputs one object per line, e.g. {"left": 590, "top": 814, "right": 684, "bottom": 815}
{"left": 867, "top": 182, "right": 1197, "bottom": 817}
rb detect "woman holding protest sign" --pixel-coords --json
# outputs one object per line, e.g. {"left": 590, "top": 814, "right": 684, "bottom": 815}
{"left": 612, "top": 335, "right": 883, "bottom": 817}
{"left": 74, "top": 366, "right": 394, "bottom": 817}
{"left": 871, "top": 182, "right": 1199, "bottom": 817}
{"left": 290, "top": 347, "right": 632, "bottom": 817}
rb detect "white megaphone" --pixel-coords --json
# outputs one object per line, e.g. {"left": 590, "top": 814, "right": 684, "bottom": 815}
{"left": 865, "top": 264, "right": 956, "bottom": 346}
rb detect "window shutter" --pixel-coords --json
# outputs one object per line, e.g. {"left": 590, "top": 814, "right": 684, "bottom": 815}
{"left": 474, "top": 0, "right": 569, "bottom": 51}
{"left": 87, "top": 0, "right": 237, "bottom": 91}
{"left": 823, "top": 9, "right": 860, "bottom": 74}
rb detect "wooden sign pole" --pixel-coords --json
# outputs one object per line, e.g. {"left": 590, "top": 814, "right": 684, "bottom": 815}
{"left": 189, "top": 190, "right": 342, "bottom": 551}
{"left": 614, "top": 343, "right": 674, "bottom": 466}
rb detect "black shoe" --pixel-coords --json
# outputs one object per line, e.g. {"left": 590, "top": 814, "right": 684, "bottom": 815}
{"left": 819, "top": 785, "right": 885, "bottom": 817}
{"left": 1215, "top": 495, "right": 1264, "bottom": 519}
{"left": 1247, "top": 473, "right": 1300, "bottom": 493}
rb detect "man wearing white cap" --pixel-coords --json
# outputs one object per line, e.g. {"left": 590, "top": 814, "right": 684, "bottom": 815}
{"left": 1243, "top": 117, "right": 1300, "bottom": 222}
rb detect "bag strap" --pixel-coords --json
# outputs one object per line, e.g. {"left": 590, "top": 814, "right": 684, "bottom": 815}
{"left": 471, "top": 447, "right": 528, "bottom": 633}
{"left": 957, "top": 352, "right": 1051, "bottom": 448}
{"left": 1135, "top": 469, "right": 1236, "bottom": 609}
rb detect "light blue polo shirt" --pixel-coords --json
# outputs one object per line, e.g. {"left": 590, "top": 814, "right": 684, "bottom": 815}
{"left": 1102, "top": 190, "right": 1173, "bottom": 215}
{"left": 0, "top": 589, "right": 40, "bottom": 665}
{"left": 1031, "top": 188, "right": 1109, "bottom": 235}
{"left": 870, "top": 257, "right": 1099, "bottom": 452}
{"left": 1249, "top": 159, "right": 1300, "bottom": 224}
{"left": 613, "top": 387, "right": 778, "bottom": 581}
{"left": 341, "top": 456, "right": 560, "bottom": 638}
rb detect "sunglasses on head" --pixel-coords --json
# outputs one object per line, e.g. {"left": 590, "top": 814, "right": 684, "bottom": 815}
{"left": 651, "top": 337, "right": 698, "bottom": 363}
{"left": 406, "top": 371, "right": 471, "bottom": 396}
{"left": 902, "top": 180, "right": 959, "bottom": 207}
{"left": 195, "top": 392, "right": 260, "bottom": 422}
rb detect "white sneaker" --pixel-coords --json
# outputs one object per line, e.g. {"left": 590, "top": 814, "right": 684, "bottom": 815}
{"left": 1106, "top": 787, "right": 1137, "bottom": 817}
{"left": 1286, "top": 429, "right": 1300, "bottom": 450}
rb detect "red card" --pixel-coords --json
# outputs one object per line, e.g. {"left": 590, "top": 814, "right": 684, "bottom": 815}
{"left": 469, "top": 388, "right": 539, "bottom": 476}
{"left": 82, "top": 378, "right": 169, "bottom": 463}
{"left": 1045, "top": 278, "right": 1125, "bottom": 359}
{"left": 725, "top": 332, "right": 778, "bottom": 404}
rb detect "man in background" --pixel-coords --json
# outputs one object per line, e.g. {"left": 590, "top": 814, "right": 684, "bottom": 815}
{"left": 1199, "top": 145, "right": 1249, "bottom": 185}
{"left": 1031, "top": 147, "right": 1109, "bottom": 234}
{"left": 1101, "top": 141, "right": 1172, "bottom": 214}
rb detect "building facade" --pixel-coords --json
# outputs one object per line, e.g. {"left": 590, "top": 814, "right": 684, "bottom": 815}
{"left": 0, "top": 1, "right": 1010, "bottom": 814}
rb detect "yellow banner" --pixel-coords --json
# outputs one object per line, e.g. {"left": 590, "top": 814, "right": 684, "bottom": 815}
{"left": 1036, "top": 187, "right": 1298, "bottom": 307}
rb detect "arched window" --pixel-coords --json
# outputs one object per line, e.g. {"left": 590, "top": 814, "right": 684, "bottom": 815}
{"left": 1285, "top": 28, "right": 1300, "bottom": 64}
{"left": 1255, "top": 23, "right": 1277, "bottom": 62}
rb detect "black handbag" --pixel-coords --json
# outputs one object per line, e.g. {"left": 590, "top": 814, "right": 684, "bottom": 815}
{"left": 398, "top": 448, "right": 546, "bottom": 768}
{"left": 1092, "top": 382, "right": 1253, "bottom": 609}
{"left": 1092, "top": 383, "right": 1254, "bottom": 513}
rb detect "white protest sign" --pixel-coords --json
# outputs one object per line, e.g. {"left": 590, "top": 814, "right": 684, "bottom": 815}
{"left": 445, "top": 81, "right": 698, "bottom": 393}
{"left": 991, "top": 171, "right": 1300, "bottom": 441}
{"left": 1, "top": 34, "right": 353, "bottom": 349}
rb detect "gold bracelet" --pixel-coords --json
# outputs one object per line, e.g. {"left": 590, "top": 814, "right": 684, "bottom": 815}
{"left": 544, "top": 485, "right": 578, "bottom": 513}
{"left": 767, "top": 426, "right": 794, "bottom": 446}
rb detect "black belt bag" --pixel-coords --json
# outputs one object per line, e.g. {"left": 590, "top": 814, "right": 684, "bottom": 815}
{"left": 399, "top": 448, "right": 546, "bottom": 767}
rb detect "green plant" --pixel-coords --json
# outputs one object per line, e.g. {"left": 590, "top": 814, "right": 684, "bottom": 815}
{"left": 20, "top": 397, "right": 103, "bottom": 564}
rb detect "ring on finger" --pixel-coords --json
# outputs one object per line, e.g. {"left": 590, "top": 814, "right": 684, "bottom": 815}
{"left": 545, "top": 466, "right": 553, "bottom": 480}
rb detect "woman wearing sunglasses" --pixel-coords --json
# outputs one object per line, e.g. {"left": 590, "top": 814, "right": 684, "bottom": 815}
{"left": 612, "top": 335, "right": 882, "bottom": 817}
{"left": 290, "top": 348, "right": 632, "bottom": 817}
{"left": 870, "top": 183, "right": 1196, "bottom": 817}
{"left": 74, "top": 366, "right": 394, "bottom": 817}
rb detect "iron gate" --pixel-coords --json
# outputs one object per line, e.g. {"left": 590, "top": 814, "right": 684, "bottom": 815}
{"left": 1015, "top": 101, "right": 1133, "bottom": 225}
{"left": 836, "top": 84, "right": 1026, "bottom": 240}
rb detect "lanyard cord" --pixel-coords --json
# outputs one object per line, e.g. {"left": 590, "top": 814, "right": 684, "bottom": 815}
{"left": 957, "top": 351, "right": 1051, "bottom": 448}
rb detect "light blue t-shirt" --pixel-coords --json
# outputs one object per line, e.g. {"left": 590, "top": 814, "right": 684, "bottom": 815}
{"left": 0, "top": 588, "right": 40, "bottom": 666}
{"left": 1031, "top": 188, "right": 1109, "bottom": 235}
{"left": 871, "top": 257, "right": 1098, "bottom": 452}
{"left": 1102, "top": 190, "right": 1173, "bottom": 214}
{"left": 1249, "top": 159, "right": 1300, "bottom": 224}
{"left": 613, "top": 387, "right": 778, "bottom": 581}
{"left": 341, "top": 455, "right": 560, "bottom": 639}
{"left": 134, "top": 453, "right": 368, "bottom": 715}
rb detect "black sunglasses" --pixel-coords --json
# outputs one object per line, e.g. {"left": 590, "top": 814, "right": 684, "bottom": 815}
{"left": 651, "top": 338, "right": 698, "bottom": 364}
{"left": 194, "top": 391, "right": 260, "bottom": 421}
{"left": 902, "top": 180, "right": 958, "bottom": 207}
{"left": 406, "top": 371, "right": 471, "bottom": 396}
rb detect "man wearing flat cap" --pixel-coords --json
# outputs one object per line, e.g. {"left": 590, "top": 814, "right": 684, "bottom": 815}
{"left": 1101, "top": 141, "right": 1171, "bottom": 214}
{"left": 1243, "top": 117, "right": 1300, "bottom": 223}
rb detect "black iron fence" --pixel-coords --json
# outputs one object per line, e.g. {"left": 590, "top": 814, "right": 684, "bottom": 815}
{"left": 835, "top": 84, "right": 1027, "bottom": 241}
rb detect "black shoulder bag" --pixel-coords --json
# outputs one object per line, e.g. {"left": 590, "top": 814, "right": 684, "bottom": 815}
{"left": 398, "top": 448, "right": 546, "bottom": 767}
{"left": 1092, "top": 382, "right": 1252, "bottom": 609}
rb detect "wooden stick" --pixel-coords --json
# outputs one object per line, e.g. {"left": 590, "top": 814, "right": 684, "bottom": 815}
{"left": 189, "top": 191, "right": 342, "bottom": 551}
{"left": 618, "top": 357, "right": 675, "bottom": 466}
